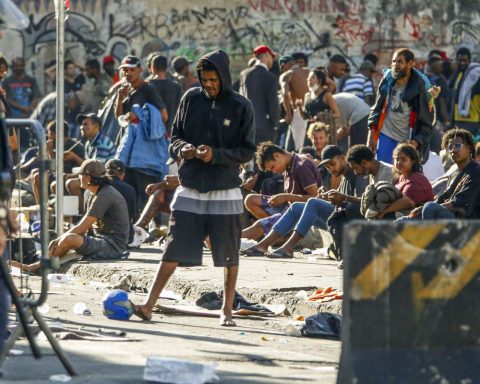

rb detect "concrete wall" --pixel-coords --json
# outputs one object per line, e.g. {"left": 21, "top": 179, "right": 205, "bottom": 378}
{"left": 2, "top": 0, "right": 480, "bottom": 91}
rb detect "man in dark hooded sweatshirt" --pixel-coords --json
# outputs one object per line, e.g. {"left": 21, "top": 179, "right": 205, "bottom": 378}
{"left": 132, "top": 50, "right": 256, "bottom": 326}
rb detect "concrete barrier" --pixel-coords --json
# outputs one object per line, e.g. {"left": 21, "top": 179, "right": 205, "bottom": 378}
{"left": 338, "top": 220, "right": 480, "bottom": 383}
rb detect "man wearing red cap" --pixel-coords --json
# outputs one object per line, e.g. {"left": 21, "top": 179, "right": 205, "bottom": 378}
{"left": 240, "top": 45, "right": 280, "bottom": 144}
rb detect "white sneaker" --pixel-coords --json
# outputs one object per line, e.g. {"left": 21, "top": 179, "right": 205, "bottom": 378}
{"left": 128, "top": 226, "right": 149, "bottom": 248}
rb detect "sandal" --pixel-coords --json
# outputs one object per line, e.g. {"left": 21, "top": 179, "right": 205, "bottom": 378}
{"left": 266, "top": 249, "right": 293, "bottom": 259}
{"left": 240, "top": 246, "right": 266, "bottom": 257}
{"left": 132, "top": 303, "right": 152, "bottom": 321}
{"left": 219, "top": 316, "right": 236, "bottom": 327}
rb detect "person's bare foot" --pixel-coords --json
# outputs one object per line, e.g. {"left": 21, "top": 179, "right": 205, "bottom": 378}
{"left": 9, "top": 260, "right": 40, "bottom": 274}
{"left": 132, "top": 303, "right": 152, "bottom": 321}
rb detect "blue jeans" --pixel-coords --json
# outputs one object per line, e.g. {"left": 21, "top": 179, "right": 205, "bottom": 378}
{"left": 377, "top": 132, "right": 399, "bottom": 164}
{"left": 422, "top": 202, "right": 456, "bottom": 219}
{"left": 272, "top": 198, "right": 335, "bottom": 237}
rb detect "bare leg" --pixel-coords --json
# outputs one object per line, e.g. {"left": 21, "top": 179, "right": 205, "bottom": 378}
{"left": 244, "top": 194, "right": 270, "bottom": 219}
{"left": 241, "top": 222, "right": 265, "bottom": 240}
{"left": 133, "top": 261, "right": 178, "bottom": 320}
{"left": 135, "top": 193, "right": 164, "bottom": 229}
{"left": 271, "top": 231, "right": 303, "bottom": 257}
{"left": 11, "top": 233, "right": 84, "bottom": 274}
{"left": 31, "top": 170, "right": 40, "bottom": 204}
{"left": 247, "top": 230, "right": 282, "bottom": 253}
{"left": 220, "top": 265, "right": 238, "bottom": 326}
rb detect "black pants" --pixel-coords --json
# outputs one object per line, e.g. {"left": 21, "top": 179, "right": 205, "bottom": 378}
{"left": 125, "top": 168, "right": 162, "bottom": 215}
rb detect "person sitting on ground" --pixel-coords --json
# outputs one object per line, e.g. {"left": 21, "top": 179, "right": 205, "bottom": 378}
{"left": 30, "top": 121, "right": 84, "bottom": 204}
{"left": 242, "top": 141, "right": 321, "bottom": 240}
{"left": 302, "top": 121, "right": 341, "bottom": 190}
{"left": 376, "top": 143, "right": 434, "bottom": 219}
{"left": 129, "top": 173, "right": 179, "bottom": 247}
{"left": 105, "top": 159, "right": 137, "bottom": 245}
{"left": 13, "top": 160, "right": 129, "bottom": 273}
{"left": 241, "top": 145, "right": 366, "bottom": 258}
{"left": 408, "top": 128, "right": 480, "bottom": 219}
{"left": 66, "top": 112, "right": 116, "bottom": 213}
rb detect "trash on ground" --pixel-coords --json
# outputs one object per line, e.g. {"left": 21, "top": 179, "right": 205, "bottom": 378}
{"left": 9, "top": 349, "right": 24, "bottom": 356}
{"left": 301, "top": 248, "right": 312, "bottom": 254}
{"left": 306, "top": 287, "right": 343, "bottom": 302}
{"left": 72, "top": 302, "right": 90, "bottom": 315}
{"left": 102, "top": 290, "right": 133, "bottom": 320}
{"left": 294, "top": 315, "right": 305, "bottom": 321}
{"left": 49, "top": 374, "right": 72, "bottom": 382}
{"left": 159, "top": 290, "right": 182, "bottom": 301}
{"left": 240, "top": 238, "right": 257, "bottom": 250}
{"left": 284, "top": 324, "right": 302, "bottom": 337}
{"left": 260, "top": 336, "right": 270, "bottom": 341}
{"left": 143, "top": 357, "right": 218, "bottom": 384}
{"left": 48, "top": 274, "right": 71, "bottom": 284}
{"left": 295, "top": 290, "right": 308, "bottom": 299}
{"left": 238, "top": 332, "right": 246, "bottom": 336}
{"left": 38, "top": 303, "right": 50, "bottom": 315}
{"left": 301, "top": 312, "right": 342, "bottom": 339}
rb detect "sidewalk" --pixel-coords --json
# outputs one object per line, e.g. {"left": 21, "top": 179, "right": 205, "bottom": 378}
{"left": 63, "top": 245, "right": 343, "bottom": 317}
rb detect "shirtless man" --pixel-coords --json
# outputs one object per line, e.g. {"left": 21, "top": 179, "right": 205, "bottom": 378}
{"left": 280, "top": 52, "right": 310, "bottom": 150}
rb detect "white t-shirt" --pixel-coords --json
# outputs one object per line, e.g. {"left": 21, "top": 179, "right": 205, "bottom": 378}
{"left": 423, "top": 151, "right": 445, "bottom": 181}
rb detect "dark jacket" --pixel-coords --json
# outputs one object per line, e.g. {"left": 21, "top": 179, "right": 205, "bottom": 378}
{"left": 170, "top": 50, "right": 256, "bottom": 193}
{"left": 239, "top": 64, "right": 279, "bottom": 137}
{"left": 436, "top": 160, "right": 480, "bottom": 219}
{"left": 368, "top": 70, "right": 434, "bottom": 163}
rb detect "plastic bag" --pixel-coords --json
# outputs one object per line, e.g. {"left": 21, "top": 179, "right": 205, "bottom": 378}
{"left": 301, "top": 312, "right": 342, "bottom": 339}
{"left": 143, "top": 357, "right": 218, "bottom": 384}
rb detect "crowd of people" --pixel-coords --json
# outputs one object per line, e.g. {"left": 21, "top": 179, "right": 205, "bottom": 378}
{"left": 2, "top": 43, "right": 480, "bottom": 324}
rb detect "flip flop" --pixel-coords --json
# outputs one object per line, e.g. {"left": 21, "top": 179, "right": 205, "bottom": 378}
{"left": 240, "top": 246, "right": 266, "bottom": 257}
{"left": 132, "top": 303, "right": 152, "bottom": 321}
{"left": 266, "top": 249, "right": 293, "bottom": 259}
{"left": 219, "top": 316, "right": 237, "bottom": 327}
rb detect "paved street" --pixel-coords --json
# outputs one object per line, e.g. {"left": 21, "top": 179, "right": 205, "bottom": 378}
{"left": 1, "top": 246, "right": 342, "bottom": 383}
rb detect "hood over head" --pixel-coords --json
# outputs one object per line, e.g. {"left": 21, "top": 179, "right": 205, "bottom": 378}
{"left": 196, "top": 50, "right": 232, "bottom": 98}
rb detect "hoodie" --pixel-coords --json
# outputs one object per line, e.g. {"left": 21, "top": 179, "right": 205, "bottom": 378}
{"left": 116, "top": 103, "right": 169, "bottom": 177}
{"left": 170, "top": 50, "right": 256, "bottom": 193}
{"left": 368, "top": 69, "right": 434, "bottom": 164}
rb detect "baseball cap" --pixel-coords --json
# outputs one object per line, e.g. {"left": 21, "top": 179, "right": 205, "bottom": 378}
{"left": 172, "top": 56, "right": 192, "bottom": 73}
{"left": 73, "top": 159, "right": 106, "bottom": 178}
{"left": 319, "top": 145, "right": 344, "bottom": 166}
{"left": 279, "top": 55, "right": 294, "bottom": 65}
{"left": 76, "top": 112, "right": 101, "bottom": 126}
{"left": 105, "top": 159, "right": 126, "bottom": 175}
{"left": 103, "top": 55, "right": 115, "bottom": 65}
{"left": 119, "top": 55, "right": 141, "bottom": 69}
{"left": 253, "top": 45, "right": 277, "bottom": 58}
{"left": 359, "top": 60, "right": 377, "bottom": 72}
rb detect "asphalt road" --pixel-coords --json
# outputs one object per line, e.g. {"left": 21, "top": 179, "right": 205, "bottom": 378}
{"left": 1, "top": 276, "right": 340, "bottom": 383}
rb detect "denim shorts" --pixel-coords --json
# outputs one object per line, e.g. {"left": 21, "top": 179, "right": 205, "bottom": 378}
{"left": 77, "top": 235, "right": 126, "bottom": 260}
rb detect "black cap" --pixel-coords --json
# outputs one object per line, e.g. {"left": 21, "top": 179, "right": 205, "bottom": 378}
{"left": 73, "top": 159, "right": 106, "bottom": 178}
{"left": 319, "top": 145, "right": 344, "bottom": 166}
{"left": 119, "top": 55, "right": 141, "bottom": 69}
{"left": 279, "top": 55, "right": 294, "bottom": 65}
{"left": 76, "top": 112, "right": 101, "bottom": 126}
{"left": 105, "top": 159, "right": 126, "bottom": 175}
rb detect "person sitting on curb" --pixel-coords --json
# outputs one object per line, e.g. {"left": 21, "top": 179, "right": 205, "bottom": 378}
{"left": 408, "top": 128, "right": 480, "bottom": 220}
{"left": 241, "top": 145, "right": 366, "bottom": 259}
{"left": 242, "top": 141, "right": 321, "bottom": 241}
{"left": 12, "top": 160, "right": 130, "bottom": 273}
{"left": 105, "top": 159, "right": 137, "bottom": 245}
{"left": 130, "top": 173, "right": 180, "bottom": 247}
{"left": 66, "top": 113, "right": 117, "bottom": 213}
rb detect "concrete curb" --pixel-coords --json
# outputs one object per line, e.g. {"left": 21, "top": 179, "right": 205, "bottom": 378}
{"left": 64, "top": 263, "right": 342, "bottom": 318}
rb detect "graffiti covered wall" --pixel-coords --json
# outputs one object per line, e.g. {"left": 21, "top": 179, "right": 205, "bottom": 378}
{"left": 1, "top": 0, "right": 480, "bottom": 91}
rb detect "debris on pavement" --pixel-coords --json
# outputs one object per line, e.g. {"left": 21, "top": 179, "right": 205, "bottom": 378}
{"left": 301, "top": 312, "right": 342, "bottom": 339}
{"left": 143, "top": 357, "right": 218, "bottom": 384}
{"left": 306, "top": 287, "right": 343, "bottom": 302}
{"left": 49, "top": 374, "right": 72, "bottom": 382}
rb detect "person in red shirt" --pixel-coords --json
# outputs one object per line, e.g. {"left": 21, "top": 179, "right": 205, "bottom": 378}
{"left": 377, "top": 143, "right": 434, "bottom": 218}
